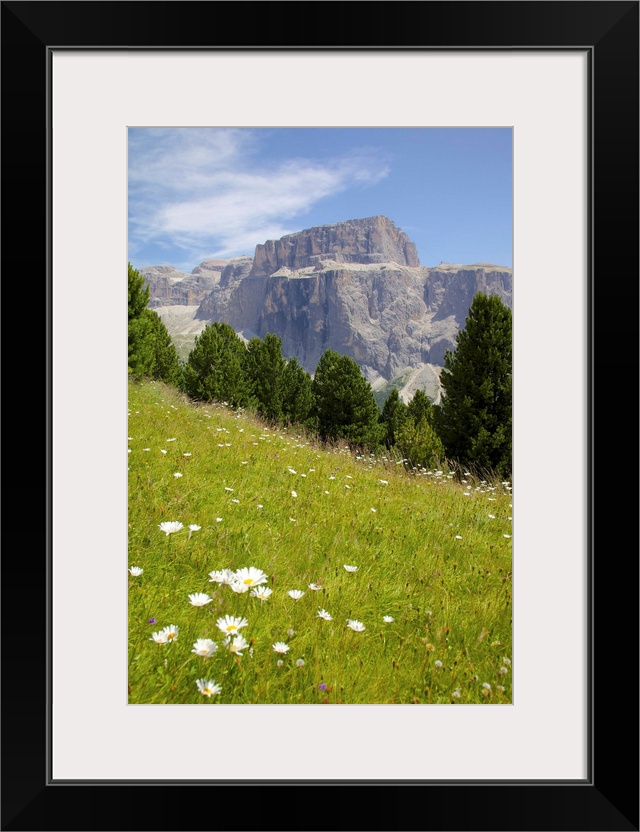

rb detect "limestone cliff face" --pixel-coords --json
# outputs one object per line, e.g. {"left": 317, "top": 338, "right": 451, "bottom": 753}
{"left": 249, "top": 215, "right": 420, "bottom": 276}
{"left": 140, "top": 264, "right": 221, "bottom": 308}
{"left": 152, "top": 217, "right": 512, "bottom": 395}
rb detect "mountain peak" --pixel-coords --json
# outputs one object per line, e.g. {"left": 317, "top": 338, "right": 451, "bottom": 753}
{"left": 250, "top": 215, "right": 420, "bottom": 276}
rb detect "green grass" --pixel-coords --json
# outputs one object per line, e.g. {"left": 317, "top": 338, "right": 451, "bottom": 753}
{"left": 128, "top": 378, "right": 513, "bottom": 704}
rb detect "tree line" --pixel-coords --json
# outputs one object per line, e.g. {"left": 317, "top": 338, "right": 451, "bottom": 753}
{"left": 129, "top": 263, "right": 512, "bottom": 476}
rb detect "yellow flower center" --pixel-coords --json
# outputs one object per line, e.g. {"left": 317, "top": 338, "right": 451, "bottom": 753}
{"left": 243, "top": 578, "right": 253, "bottom": 585}
{"left": 226, "top": 625, "right": 236, "bottom": 632}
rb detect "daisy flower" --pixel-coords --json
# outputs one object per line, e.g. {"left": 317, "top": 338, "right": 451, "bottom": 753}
{"left": 234, "top": 566, "right": 269, "bottom": 587}
{"left": 149, "top": 630, "right": 168, "bottom": 644}
{"left": 230, "top": 582, "right": 250, "bottom": 594}
{"left": 196, "top": 678, "right": 222, "bottom": 697}
{"left": 288, "top": 590, "right": 305, "bottom": 600}
{"left": 158, "top": 521, "right": 183, "bottom": 536}
{"left": 208, "top": 568, "right": 236, "bottom": 585}
{"left": 272, "top": 642, "right": 290, "bottom": 654}
{"left": 161, "top": 624, "right": 179, "bottom": 642}
{"left": 173, "top": 472, "right": 183, "bottom": 478}
{"left": 346, "top": 619, "right": 366, "bottom": 632}
{"left": 188, "top": 524, "right": 201, "bottom": 532}
{"left": 296, "top": 659, "right": 305, "bottom": 667}
{"left": 383, "top": 615, "right": 394, "bottom": 623}
{"left": 343, "top": 565, "right": 358, "bottom": 573}
{"left": 191, "top": 639, "right": 218, "bottom": 657}
{"left": 291, "top": 490, "right": 297, "bottom": 498}
{"left": 308, "top": 583, "right": 323, "bottom": 591}
{"left": 224, "top": 634, "right": 249, "bottom": 656}
{"left": 188, "top": 592, "right": 212, "bottom": 607}
{"left": 250, "top": 586, "right": 273, "bottom": 601}
{"left": 317, "top": 609, "right": 333, "bottom": 621}
{"left": 128, "top": 566, "right": 143, "bottom": 576}
{"left": 216, "top": 615, "right": 249, "bottom": 635}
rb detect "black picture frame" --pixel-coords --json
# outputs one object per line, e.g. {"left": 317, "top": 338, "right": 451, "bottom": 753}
{"left": 2, "top": 2, "right": 638, "bottom": 830}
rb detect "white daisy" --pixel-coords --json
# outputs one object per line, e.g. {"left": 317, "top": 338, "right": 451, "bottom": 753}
{"left": 346, "top": 619, "right": 366, "bottom": 632}
{"left": 234, "top": 566, "right": 269, "bottom": 587}
{"left": 149, "top": 630, "right": 168, "bottom": 644}
{"left": 250, "top": 586, "right": 273, "bottom": 601}
{"left": 343, "top": 565, "right": 358, "bottom": 573}
{"left": 216, "top": 615, "right": 248, "bottom": 635}
{"left": 128, "top": 566, "right": 143, "bottom": 576}
{"left": 208, "top": 568, "right": 236, "bottom": 585}
{"left": 308, "top": 583, "right": 323, "bottom": 591}
{"left": 225, "top": 634, "right": 249, "bottom": 656}
{"left": 291, "top": 490, "right": 297, "bottom": 498}
{"left": 191, "top": 639, "right": 218, "bottom": 657}
{"left": 158, "top": 521, "right": 183, "bottom": 536}
{"left": 383, "top": 615, "right": 394, "bottom": 623}
{"left": 196, "top": 678, "right": 222, "bottom": 697}
{"left": 296, "top": 659, "right": 305, "bottom": 667}
{"left": 317, "top": 609, "right": 333, "bottom": 621}
{"left": 288, "top": 590, "right": 305, "bottom": 600}
{"left": 173, "top": 472, "right": 183, "bottom": 478}
{"left": 272, "top": 642, "right": 290, "bottom": 654}
{"left": 188, "top": 592, "right": 212, "bottom": 607}
{"left": 161, "top": 624, "right": 179, "bottom": 642}
{"left": 230, "top": 582, "right": 250, "bottom": 594}
{"left": 188, "top": 524, "right": 201, "bottom": 532}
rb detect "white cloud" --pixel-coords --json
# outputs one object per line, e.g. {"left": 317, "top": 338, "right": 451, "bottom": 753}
{"left": 128, "top": 128, "right": 389, "bottom": 263}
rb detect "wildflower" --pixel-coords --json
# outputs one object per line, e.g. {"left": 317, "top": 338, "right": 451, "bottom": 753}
{"left": 452, "top": 689, "right": 461, "bottom": 698}
{"left": 482, "top": 682, "right": 492, "bottom": 691}
{"left": 346, "top": 619, "right": 366, "bottom": 632}
{"left": 158, "top": 521, "right": 183, "bottom": 536}
{"left": 231, "top": 498, "right": 240, "bottom": 504}
{"left": 503, "top": 657, "right": 511, "bottom": 665}
{"left": 503, "top": 534, "right": 512, "bottom": 539}
{"left": 296, "top": 659, "right": 305, "bottom": 667}
{"left": 191, "top": 639, "right": 218, "bottom": 657}
{"left": 288, "top": 590, "right": 305, "bottom": 600}
{"left": 183, "top": 453, "right": 192, "bottom": 457}
{"left": 208, "top": 568, "right": 236, "bottom": 585}
{"left": 455, "top": 535, "right": 463, "bottom": 540}
{"left": 216, "top": 518, "right": 223, "bottom": 523}
{"left": 230, "top": 582, "right": 249, "bottom": 594}
{"left": 188, "top": 524, "right": 201, "bottom": 532}
{"left": 166, "top": 438, "right": 176, "bottom": 442}
{"left": 161, "top": 624, "right": 179, "bottom": 642}
{"left": 488, "top": 514, "right": 496, "bottom": 519}
{"left": 317, "top": 609, "right": 333, "bottom": 621}
{"left": 343, "top": 565, "right": 358, "bottom": 573}
{"left": 383, "top": 615, "right": 394, "bottom": 623}
{"left": 173, "top": 472, "right": 183, "bottom": 478}
{"left": 224, "top": 487, "right": 234, "bottom": 492}
{"left": 288, "top": 468, "right": 297, "bottom": 474}
{"left": 128, "top": 566, "right": 143, "bottom": 576}
{"left": 188, "top": 592, "right": 212, "bottom": 607}
{"left": 276, "top": 660, "right": 284, "bottom": 667}
{"left": 291, "top": 490, "right": 297, "bottom": 498}
{"left": 216, "top": 615, "right": 248, "bottom": 635}
{"left": 370, "top": 508, "right": 377, "bottom": 513}
{"left": 273, "top": 642, "right": 290, "bottom": 654}
{"left": 318, "top": 683, "right": 327, "bottom": 691}
{"left": 308, "top": 583, "right": 323, "bottom": 591}
{"left": 234, "top": 566, "right": 268, "bottom": 587}
{"left": 499, "top": 666, "right": 509, "bottom": 675}
{"left": 379, "top": 479, "right": 388, "bottom": 485}
{"left": 160, "top": 449, "right": 167, "bottom": 455}
{"left": 250, "top": 586, "right": 273, "bottom": 601}
{"left": 143, "top": 448, "right": 151, "bottom": 451}
{"left": 256, "top": 504, "right": 264, "bottom": 509}
{"left": 434, "top": 660, "right": 443, "bottom": 668}
{"left": 225, "top": 634, "right": 249, "bottom": 656}
{"left": 196, "top": 678, "right": 222, "bottom": 697}
{"left": 287, "top": 628, "right": 295, "bottom": 637}
{"left": 150, "top": 630, "right": 168, "bottom": 644}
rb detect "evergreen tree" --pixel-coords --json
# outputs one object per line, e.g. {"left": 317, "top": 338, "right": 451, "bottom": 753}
{"left": 379, "top": 388, "right": 408, "bottom": 448}
{"left": 312, "top": 350, "right": 384, "bottom": 450}
{"left": 128, "top": 263, "right": 181, "bottom": 384}
{"left": 396, "top": 414, "right": 444, "bottom": 469}
{"left": 434, "top": 292, "right": 512, "bottom": 476}
{"left": 143, "top": 308, "right": 182, "bottom": 386}
{"left": 244, "top": 333, "right": 286, "bottom": 421}
{"left": 281, "top": 356, "right": 316, "bottom": 428}
{"left": 181, "top": 322, "right": 250, "bottom": 406}
{"left": 128, "top": 263, "right": 154, "bottom": 377}
{"left": 407, "top": 389, "right": 435, "bottom": 426}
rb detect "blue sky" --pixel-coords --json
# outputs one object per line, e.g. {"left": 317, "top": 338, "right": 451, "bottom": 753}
{"left": 128, "top": 127, "right": 512, "bottom": 273}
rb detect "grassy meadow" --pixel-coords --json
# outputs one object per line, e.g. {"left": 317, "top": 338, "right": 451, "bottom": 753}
{"left": 128, "top": 378, "right": 513, "bottom": 705}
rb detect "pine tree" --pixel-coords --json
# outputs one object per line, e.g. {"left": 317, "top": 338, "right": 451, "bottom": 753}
{"left": 281, "top": 356, "right": 316, "bottom": 428}
{"left": 181, "top": 322, "right": 250, "bottom": 406}
{"left": 128, "top": 263, "right": 154, "bottom": 377}
{"left": 244, "top": 333, "right": 286, "bottom": 421}
{"left": 434, "top": 292, "right": 512, "bottom": 476}
{"left": 312, "top": 350, "right": 384, "bottom": 450}
{"left": 379, "top": 388, "right": 408, "bottom": 448}
{"left": 143, "top": 308, "right": 182, "bottom": 386}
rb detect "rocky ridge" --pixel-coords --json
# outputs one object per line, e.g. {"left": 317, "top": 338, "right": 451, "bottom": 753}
{"left": 141, "top": 216, "right": 512, "bottom": 402}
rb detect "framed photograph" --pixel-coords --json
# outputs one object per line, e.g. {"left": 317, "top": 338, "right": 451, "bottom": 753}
{"left": 2, "top": 2, "right": 637, "bottom": 830}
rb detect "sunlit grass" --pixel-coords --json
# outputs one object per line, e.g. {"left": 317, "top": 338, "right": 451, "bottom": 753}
{"left": 128, "top": 378, "right": 513, "bottom": 704}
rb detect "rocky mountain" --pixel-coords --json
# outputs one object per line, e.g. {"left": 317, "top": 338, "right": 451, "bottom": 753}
{"left": 142, "top": 216, "right": 512, "bottom": 404}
